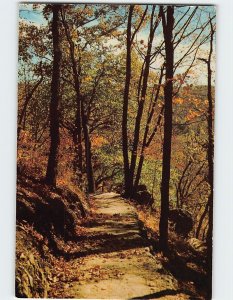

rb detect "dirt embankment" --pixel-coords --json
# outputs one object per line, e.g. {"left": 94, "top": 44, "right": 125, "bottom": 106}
{"left": 16, "top": 173, "right": 89, "bottom": 298}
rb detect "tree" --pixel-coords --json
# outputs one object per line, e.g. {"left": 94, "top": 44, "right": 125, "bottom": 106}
{"left": 17, "top": 63, "right": 44, "bottom": 140}
{"left": 60, "top": 5, "right": 125, "bottom": 192}
{"left": 122, "top": 5, "right": 148, "bottom": 197}
{"left": 17, "top": 19, "right": 52, "bottom": 142}
{"left": 61, "top": 6, "right": 83, "bottom": 183}
{"left": 159, "top": 5, "right": 174, "bottom": 252}
{"left": 81, "top": 97, "right": 95, "bottom": 193}
{"left": 45, "top": 4, "right": 62, "bottom": 186}
{"left": 134, "top": 67, "right": 164, "bottom": 190}
{"left": 157, "top": 5, "right": 214, "bottom": 252}
{"left": 175, "top": 159, "right": 206, "bottom": 209}
{"left": 129, "top": 5, "right": 161, "bottom": 196}
{"left": 198, "top": 18, "right": 215, "bottom": 298}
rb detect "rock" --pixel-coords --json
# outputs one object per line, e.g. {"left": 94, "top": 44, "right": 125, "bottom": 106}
{"left": 169, "top": 209, "right": 193, "bottom": 237}
{"left": 133, "top": 185, "right": 154, "bottom": 206}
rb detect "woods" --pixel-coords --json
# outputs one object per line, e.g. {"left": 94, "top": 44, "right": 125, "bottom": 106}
{"left": 16, "top": 4, "right": 216, "bottom": 299}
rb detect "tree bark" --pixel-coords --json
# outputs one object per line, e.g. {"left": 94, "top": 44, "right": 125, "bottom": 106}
{"left": 134, "top": 68, "right": 164, "bottom": 190}
{"left": 206, "top": 21, "right": 214, "bottom": 300}
{"left": 18, "top": 68, "right": 43, "bottom": 140}
{"left": 159, "top": 5, "right": 174, "bottom": 253}
{"left": 122, "top": 5, "right": 148, "bottom": 197}
{"left": 61, "top": 9, "right": 83, "bottom": 183}
{"left": 196, "top": 200, "right": 209, "bottom": 239}
{"left": 198, "top": 19, "right": 214, "bottom": 298}
{"left": 81, "top": 99, "right": 95, "bottom": 193}
{"left": 129, "top": 6, "right": 158, "bottom": 196}
{"left": 122, "top": 5, "right": 134, "bottom": 197}
{"left": 45, "top": 5, "right": 62, "bottom": 186}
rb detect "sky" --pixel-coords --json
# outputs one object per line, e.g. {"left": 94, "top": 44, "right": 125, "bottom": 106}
{"left": 19, "top": 4, "right": 47, "bottom": 25}
{"left": 18, "top": 3, "right": 216, "bottom": 86}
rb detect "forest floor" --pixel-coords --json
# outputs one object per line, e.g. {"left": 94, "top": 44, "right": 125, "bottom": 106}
{"left": 50, "top": 192, "right": 202, "bottom": 299}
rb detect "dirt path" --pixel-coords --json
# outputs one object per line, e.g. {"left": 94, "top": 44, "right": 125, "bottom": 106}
{"left": 62, "top": 193, "right": 192, "bottom": 299}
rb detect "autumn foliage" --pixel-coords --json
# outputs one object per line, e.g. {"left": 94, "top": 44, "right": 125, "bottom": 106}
{"left": 16, "top": 4, "right": 215, "bottom": 299}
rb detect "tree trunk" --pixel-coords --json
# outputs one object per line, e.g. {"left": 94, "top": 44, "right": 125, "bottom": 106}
{"left": 134, "top": 76, "right": 163, "bottom": 191}
{"left": 73, "top": 90, "right": 83, "bottom": 183}
{"left": 196, "top": 200, "right": 209, "bottom": 239}
{"left": 129, "top": 7, "right": 157, "bottom": 196}
{"left": 45, "top": 5, "right": 62, "bottom": 186}
{"left": 206, "top": 21, "right": 214, "bottom": 300}
{"left": 81, "top": 99, "right": 95, "bottom": 193}
{"left": 159, "top": 5, "right": 174, "bottom": 253}
{"left": 18, "top": 70, "right": 43, "bottom": 140}
{"left": 122, "top": 5, "right": 134, "bottom": 197}
{"left": 61, "top": 9, "right": 83, "bottom": 183}
{"left": 198, "top": 20, "right": 214, "bottom": 298}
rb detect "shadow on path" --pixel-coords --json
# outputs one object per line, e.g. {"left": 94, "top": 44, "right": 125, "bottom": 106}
{"left": 129, "top": 288, "right": 198, "bottom": 299}
{"left": 52, "top": 193, "right": 149, "bottom": 259}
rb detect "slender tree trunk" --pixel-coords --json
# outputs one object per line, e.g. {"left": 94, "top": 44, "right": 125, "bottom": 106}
{"left": 175, "top": 184, "right": 180, "bottom": 208}
{"left": 122, "top": 5, "right": 134, "bottom": 197}
{"left": 206, "top": 22, "right": 214, "bottom": 300}
{"left": 196, "top": 200, "right": 209, "bottom": 239}
{"left": 122, "top": 5, "right": 148, "bottom": 197}
{"left": 18, "top": 71, "right": 43, "bottom": 140}
{"left": 73, "top": 85, "right": 83, "bottom": 182}
{"left": 45, "top": 5, "right": 62, "bottom": 186}
{"left": 129, "top": 7, "right": 157, "bottom": 196}
{"left": 81, "top": 99, "right": 95, "bottom": 193}
{"left": 159, "top": 5, "right": 174, "bottom": 253}
{"left": 202, "top": 223, "right": 209, "bottom": 241}
{"left": 61, "top": 10, "right": 83, "bottom": 182}
{"left": 151, "top": 161, "right": 157, "bottom": 200}
{"left": 198, "top": 20, "right": 214, "bottom": 298}
{"left": 134, "top": 72, "right": 163, "bottom": 190}
{"left": 129, "top": 42, "right": 152, "bottom": 194}
{"left": 134, "top": 111, "right": 163, "bottom": 190}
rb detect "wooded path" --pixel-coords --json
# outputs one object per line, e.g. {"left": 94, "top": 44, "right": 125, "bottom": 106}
{"left": 64, "top": 193, "right": 191, "bottom": 299}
